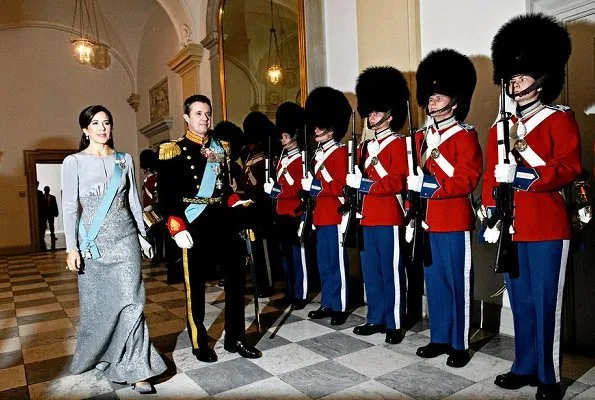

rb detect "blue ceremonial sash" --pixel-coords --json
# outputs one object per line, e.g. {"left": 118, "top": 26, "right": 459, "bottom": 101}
{"left": 185, "top": 139, "right": 223, "bottom": 223}
{"left": 79, "top": 152, "right": 125, "bottom": 259}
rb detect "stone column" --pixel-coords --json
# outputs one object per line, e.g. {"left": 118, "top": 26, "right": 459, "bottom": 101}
{"left": 200, "top": 31, "right": 224, "bottom": 122}
{"left": 168, "top": 43, "right": 203, "bottom": 101}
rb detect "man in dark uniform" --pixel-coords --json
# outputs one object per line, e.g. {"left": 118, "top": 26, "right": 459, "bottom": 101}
{"left": 158, "top": 94, "right": 261, "bottom": 362}
{"left": 240, "top": 111, "right": 277, "bottom": 297}
{"left": 43, "top": 186, "right": 59, "bottom": 244}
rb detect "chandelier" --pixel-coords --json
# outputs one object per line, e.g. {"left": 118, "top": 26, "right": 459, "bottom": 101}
{"left": 70, "top": 0, "right": 111, "bottom": 69}
{"left": 266, "top": 0, "right": 283, "bottom": 84}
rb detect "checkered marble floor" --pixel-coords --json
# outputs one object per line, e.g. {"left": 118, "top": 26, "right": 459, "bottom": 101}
{"left": 1, "top": 252, "right": 594, "bottom": 400}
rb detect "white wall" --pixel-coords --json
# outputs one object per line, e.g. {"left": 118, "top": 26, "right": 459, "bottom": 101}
{"left": 0, "top": 27, "right": 139, "bottom": 250}
{"left": 323, "top": 0, "right": 359, "bottom": 93}
{"left": 420, "top": 0, "right": 527, "bottom": 57}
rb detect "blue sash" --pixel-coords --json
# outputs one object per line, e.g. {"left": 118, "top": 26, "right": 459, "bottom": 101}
{"left": 185, "top": 139, "right": 224, "bottom": 223}
{"left": 79, "top": 152, "right": 125, "bottom": 259}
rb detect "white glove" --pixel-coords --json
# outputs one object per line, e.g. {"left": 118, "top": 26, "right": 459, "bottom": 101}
{"left": 495, "top": 163, "right": 516, "bottom": 183}
{"left": 578, "top": 206, "right": 592, "bottom": 224}
{"left": 263, "top": 177, "right": 275, "bottom": 194}
{"left": 346, "top": 166, "right": 362, "bottom": 189}
{"left": 407, "top": 166, "right": 424, "bottom": 192}
{"left": 143, "top": 205, "right": 153, "bottom": 212}
{"left": 138, "top": 235, "right": 155, "bottom": 259}
{"left": 483, "top": 221, "right": 501, "bottom": 244}
{"left": 173, "top": 230, "right": 194, "bottom": 249}
{"left": 301, "top": 172, "right": 313, "bottom": 191}
{"left": 405, "top": 224, "right": 414, "bottom": 243}
{"left": 231, "top": 199, "right": 254, "bottom": 208}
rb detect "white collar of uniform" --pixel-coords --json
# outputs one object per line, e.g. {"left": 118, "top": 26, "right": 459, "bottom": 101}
{"left": 286, "top": 147, "right": 300, "bottom": 158}
{"left": 374, "top": 128, "right": 393, "bottom": 142}
{"left": 434, "top": 116, "right": 457, "bottom": 131}
{"left": 320, "top": 140, "right": 337, "bottom": 152}
{"left": 517, "top": 101, "right": 545, "bottom": 121}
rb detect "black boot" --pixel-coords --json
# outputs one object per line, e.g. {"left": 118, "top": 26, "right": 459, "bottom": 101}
{"left": 292, "top": 299, "right": 309, "bottom": 310}
{"left": 308, "top": 307, "right": 333, "bottom": 319}
{"left": 192, "top": 346, "right": 217, "bottom": 363}
{"left": 224, "top": 336, "right": 262, "bottom": 359}
{"left": 416, "top": 342, "right": 451, "bottom": 358}
{"left": 385, "top": 329, "right": 404, "bottom": 344}
{"left": 446, "top": 349, "right": 470, "bottom": 368}
{"left": 330, "top": 311, "right": 349, "bottom": 325}
{"left": 353, "top": 323, "right": 386, "bottom": 336}
{"left": 494, "top": 372, "right": 538, "bottom": 390}
{"left": 535, "top": 383, "right": 562, "bottom": 400}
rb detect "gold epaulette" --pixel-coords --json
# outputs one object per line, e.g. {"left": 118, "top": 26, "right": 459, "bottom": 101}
{"left": 220, "top": 140, "right": 231, "bottom": 156}
{"left": 158, "top": 140, "right": 182, "bottom": 160}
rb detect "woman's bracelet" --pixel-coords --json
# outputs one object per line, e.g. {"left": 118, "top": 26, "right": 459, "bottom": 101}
{"left": 66, "top": 248, "right": 79, "bottom": 254}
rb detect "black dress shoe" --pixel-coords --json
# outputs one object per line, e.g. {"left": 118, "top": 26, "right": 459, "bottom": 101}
{"left": 308, "top": 307, "right": 333, "bottom": 319}
{"left": 330, "top": 311, "right": 349, "bottom": 325}
{"left": 446, "top": 349, "right": 470, "bottom": 368}
{"left": 536, "top": 383, "right": 562, "bottom": 400}
{"left": 292, "top": 299, "right": 309, "bottom": 310}
{"left": 494, "top": 372, "right": 537, "bottom": 390}
{"left": 353, "top": 323, "right": 386, "bottom": 336}
{"left": 385, "top": 329, "right": 404, "bottom": 344}
{"left": 224, "top": 338, "right": 262, "bottom": 359}
{"left": 192, "top": 347, "right": 217, "bottom": 363}
{"left": 416, "top": 342, "right": 452, "bottom": 358}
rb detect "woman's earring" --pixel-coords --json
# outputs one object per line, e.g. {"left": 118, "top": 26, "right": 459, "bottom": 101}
{"left": 85, "top": 134, "right": 89, "bottom": 139}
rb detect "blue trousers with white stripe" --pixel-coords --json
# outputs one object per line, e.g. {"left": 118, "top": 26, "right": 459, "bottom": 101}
{"left": 316, "top": 225, "right": 349, "bottom": 312}
{"left": 360, "top": 226, "right": 405, "bottom": 330}
{"left": 425, "top": 231, "right": 473, "bottom": 350}
{"left": 280, "top": 239, "right": 308, "bottom": 301}
{"left": 506, "top": 240, "right": 569, "bottom": 384}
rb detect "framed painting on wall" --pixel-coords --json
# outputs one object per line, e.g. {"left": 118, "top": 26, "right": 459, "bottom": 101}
{"left": 149, "top": 78, "right": 169, "bottom": 122}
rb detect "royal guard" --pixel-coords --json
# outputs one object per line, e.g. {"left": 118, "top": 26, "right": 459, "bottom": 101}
{"left": 484, "top": 15, "right": 581, "bottom": 400}
{"left": 264, "top": 102, "right": 310, "bottom": 309}
{"left": 140, "top": 149, "right": 165, "bottom": 263}
{"left": 158, "top": 95, "right": 261, "bottom": 363}
{"left": 346, "top": 67, "right": 410, "bottom": 344}
{"left": 241, "top": 111, "right": 277, "bottom": 298}
{"left": 407, "top": 49, "right": 482, "bottom": 367}
{"left": 302, "top": 86, "right": 352, "bottom": 325}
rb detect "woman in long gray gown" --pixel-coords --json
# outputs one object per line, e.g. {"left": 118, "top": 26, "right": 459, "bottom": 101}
{"left": 63, "top": 105, "right": 166, "bottom": 394}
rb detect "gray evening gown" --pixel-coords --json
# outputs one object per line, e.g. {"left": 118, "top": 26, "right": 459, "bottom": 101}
{"left": 62, "top": 151, "right": 166, "bottom": 384}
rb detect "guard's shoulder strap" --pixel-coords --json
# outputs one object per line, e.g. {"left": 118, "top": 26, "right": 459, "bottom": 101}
{"left": 546, "top": 104, "right": 571, "bottom": 113}
{"left": 457, "top": 122, "right": 475, "bottom": 131}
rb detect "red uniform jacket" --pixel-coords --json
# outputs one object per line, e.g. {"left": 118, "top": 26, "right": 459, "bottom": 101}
{"left": 417, "top": 119, "right": 483, "bottom": 232}
{"left": 275, "top": 148, "right": 302, "bottom": 217}
{"left": 357, "top": 130, "right": 408, "bottom": 226}
{"left": 142, "top": 173, "right": 157, "bottom": 208}
{"left": 482, "top": 105, "right": 581, "bottom": 241}
{"left": 310, "top": 140, "right": 347, "bottom": 226}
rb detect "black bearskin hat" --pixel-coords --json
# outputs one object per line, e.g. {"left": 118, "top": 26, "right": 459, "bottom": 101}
{"left": 212, "top": 120, "right": 243, "bottom": 161}
{"left": 356, "top": 66, "right": 410, "bottom": 130}
{"left": 416, "top": 49, "right": 477, "bottom": 121}
{"left": 139, "top": 149, "right": 157, "bottom": 170}
{"left": 276, "top": 102, "right": 305, "bottom": 148}
{"left": 304, "top": 86, "right": 352, "bottom": 141}
{"left": 242, "top": 111, "right": 276, "bottom": 146}
{"left": 491, "top": 13, "right": 571, "bottom": 104}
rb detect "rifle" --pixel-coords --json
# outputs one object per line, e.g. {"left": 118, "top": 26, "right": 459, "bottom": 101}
{"left": 241, "top": 228, "right": 261, "bottom": 332}
{"left": 339, "top": 112, "right": 361, "bottom": 248}
{"left": 296, "top": 124, "right": 314, "bottom": 242}
{"left": 403, "top": 100, "right": 430, "bottom": 266}
{"left": 487, "top": 79, "right": 519, "bottom": 278}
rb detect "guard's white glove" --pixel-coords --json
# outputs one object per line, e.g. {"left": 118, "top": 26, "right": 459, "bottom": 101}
{"left": 477, "top": 205, "right": 488, "bottom": 223}
{"left": 263, "top": 177, "right": 275, "bottom": 194}
{"left": 231, "top": 199, "right": 254, "bottom": 208}
{"left": 483, "top": 221, "right": 501, "bottom": 244}
{"left": 495, "top": 163, "right": 516, "bottom": 183}
{"left": 407, "top": 166, "right": 424, "bottom": 193}
{"left": 301, "top": 172, "right": 313, "bottom": 191}
{"left": 138, "top": 234, "right": 155, "bottom": 259}
{"left": 405, "top": 224, "right": 414, "bottom": 243}
{"left": 346, "top": 166, "right": 363, "bottom": 189}
{"left": 173, "top": 230, "right": 194, "bottom": 249}
{"left": 143, "top": 205, "right": 153, "bottom": 212}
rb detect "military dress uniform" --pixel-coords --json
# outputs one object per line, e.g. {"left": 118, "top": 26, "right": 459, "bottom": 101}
{"left": 486, "top": 15, "right": 581, "bottom": 398}
{"left": 411, "top": 49, "right": 482, "bottom": 367}
{"left": 310, "top": 139, "right": 349, "bottom": 316}
{"left": 415, "top": 116, "right": 482, "bottom": 352}
{"left": 356, "top": 129, "right": 409, "bottom": 335}
{"left": 482, "top": 102, "right": 581, "bottom": 385}
{"left": 270, "top": 146, "right": 309, "bottom": 304}
{"left": 158, "top": 131, "right": 247, "bottom": 352}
